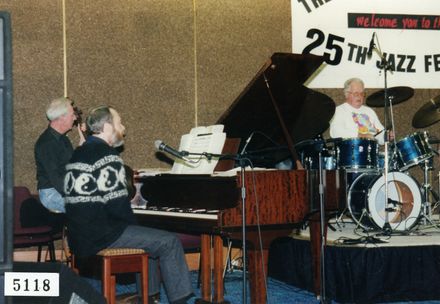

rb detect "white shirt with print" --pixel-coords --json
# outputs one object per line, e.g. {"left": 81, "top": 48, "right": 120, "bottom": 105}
{"left": 329, "top": 102, "right": 385, "bottom": 145}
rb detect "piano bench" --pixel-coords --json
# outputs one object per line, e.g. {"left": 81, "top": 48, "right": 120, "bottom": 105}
{"left": 72, "top": 248, "right": 149, "bottom": 304}
{"left": 98, "top": 248, "right": 149, "bottom": 304}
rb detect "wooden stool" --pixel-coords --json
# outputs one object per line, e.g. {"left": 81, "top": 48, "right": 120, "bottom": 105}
{"left": 96, "top": 248, "right": 149, "bottom": 304}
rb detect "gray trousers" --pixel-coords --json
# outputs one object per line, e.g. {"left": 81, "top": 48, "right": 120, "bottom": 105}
{"left": 107, "top": 225, "right": 193, "bottom": 302}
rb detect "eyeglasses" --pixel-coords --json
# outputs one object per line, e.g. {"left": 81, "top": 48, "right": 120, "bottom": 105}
{"left": 347, "top": 91, "right": 366, "bottom": 97}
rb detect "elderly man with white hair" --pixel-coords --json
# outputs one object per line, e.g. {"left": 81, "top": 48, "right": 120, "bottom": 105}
{"left": 34, "top": 97, "right": 84, "bottom": 213}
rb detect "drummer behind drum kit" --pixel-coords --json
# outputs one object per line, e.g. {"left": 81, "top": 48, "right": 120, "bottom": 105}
{"left": 297, "top": 87, "right": 440, "bottom": 233}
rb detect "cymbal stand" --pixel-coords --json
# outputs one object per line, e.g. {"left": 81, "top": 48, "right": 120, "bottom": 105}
{"left": 434, "top": 172, "right": 440, "bottom": 214}
{"left": 370, "top": 33, "right": 393, "bottom": 235}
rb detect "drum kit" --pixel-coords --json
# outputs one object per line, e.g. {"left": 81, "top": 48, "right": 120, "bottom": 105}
{"left": 297, "top": 87, "right": 440, "bottom": 233}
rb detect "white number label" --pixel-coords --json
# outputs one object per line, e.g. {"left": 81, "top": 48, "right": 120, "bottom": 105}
{"left": 4, "top": 272, "right": 59, "bottom": 297}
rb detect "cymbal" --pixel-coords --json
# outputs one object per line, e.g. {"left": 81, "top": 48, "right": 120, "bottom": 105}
{"left": 295, "top": 139, "right": 325, "bottom": 153}
{"left": 412, "top": 95, "right": 440, "bottom": 128}
{"left": 366, "top": 86, "right": 414, "bottom": 107}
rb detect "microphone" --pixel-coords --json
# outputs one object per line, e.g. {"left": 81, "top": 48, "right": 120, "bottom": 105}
{"left": 154, "top": 140, "right": 188, "bottom": 161}
{"left": 367, "top": 32, "right": 375, "bottom": 58}
{"left": 385, "top": 198, "right": 402, "bottom": 212}
{"left": 388, "top": 198, "right": 403, "bottom": 206}
{"left": 240, "top": 132, "right": 254, "bottom": 155}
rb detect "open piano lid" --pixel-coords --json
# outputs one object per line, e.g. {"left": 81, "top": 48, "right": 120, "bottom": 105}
{"left": 216, "top": 52, "right": 335, "bottom": 167}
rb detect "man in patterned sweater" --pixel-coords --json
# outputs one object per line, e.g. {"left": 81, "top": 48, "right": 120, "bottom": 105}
{"left": 64, "top": 105, "right": 193, "bottom": 304}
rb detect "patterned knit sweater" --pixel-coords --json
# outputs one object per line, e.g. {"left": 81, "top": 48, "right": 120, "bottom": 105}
{"left": 64, "top": 136, "right": 135, "bottom": 257}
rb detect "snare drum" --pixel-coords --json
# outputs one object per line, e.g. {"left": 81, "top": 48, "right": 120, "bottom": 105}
{"left": 336, "top": 138, "right": 378, "bottom": 171}
{"left": 396, "top": 131, "right": 433, "bottom": 171}
{"left": 348, "top": 171, "right": 422, "bottom": 231}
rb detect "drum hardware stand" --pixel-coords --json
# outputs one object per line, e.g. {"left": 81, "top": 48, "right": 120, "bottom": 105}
{"left": 334, "top": 207, "right": 348, "bottom": 229}
{"left": 354, "top": 208, "right": 383, "bottom": 235}
{"left": 334, "top": 170, "right": 360, "bottom": 229}
{"left": 431, "top": 171, "right": 440, "bottom": 215}
{"left": 418, "top": 158, "right": 440, "bottom": 228}
{"left": 428, "top": 160, "right": 440, "bottom": 212}
{"left": 420, "top": 159, "right": 433, "bottom": 225}
{"left": 354, "top": 209, "right": 369, "bottom": 231}
{"left": 431, "top": 198, "right": 440, "bottom": 218}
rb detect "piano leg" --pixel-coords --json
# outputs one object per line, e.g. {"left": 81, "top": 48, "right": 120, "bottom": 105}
{"left": 196, "top": 234, "right": 229, "bottom": 304}
{"left": 248, "top": 248, "right": 268, "bottom": 304}
{"left": 214, "top": 235, "right": 226, "bottom": 303}
{"left": 200, "top": 234, "right": 211, "bottom": 302}
{"left": 245, "top": 230, "right": 293, "bottom": 304}
{"left": 196, "top": 229, "right": 303, "bottom": 304}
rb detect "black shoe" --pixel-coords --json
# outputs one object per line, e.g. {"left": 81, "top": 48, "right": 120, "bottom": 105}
{"left": 148, "top": 293, "right": 161, "bottom": 304}
{"left": 170, "top": 292, "right": 195, "bottom": 304}
{"left": 115, "top": 292, "right": 160, "bottom": 304}
{"left": 115, "top": 293, "right": 140, "bottom": 304}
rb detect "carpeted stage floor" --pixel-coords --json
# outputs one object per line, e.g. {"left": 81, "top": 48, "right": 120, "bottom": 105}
{"left": 83, "top": 217, "right": 440, "bottom": 303}
{"left": 86, "top": 268, "right": 440, "bottom": 304}
{"left": 269, "top": 217, "right": 440, "bottom": 304}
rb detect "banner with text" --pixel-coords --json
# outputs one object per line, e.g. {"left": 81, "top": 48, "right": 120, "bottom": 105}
{"left": 292, "top": 0, "right": 440, "bottom": 88}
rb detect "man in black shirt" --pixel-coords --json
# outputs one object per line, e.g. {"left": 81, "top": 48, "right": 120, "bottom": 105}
{"left": 34, "top": 97, "right": 85, "bottom": 213}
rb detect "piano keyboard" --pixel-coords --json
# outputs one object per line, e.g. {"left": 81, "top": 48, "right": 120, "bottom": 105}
{"left": 133, "top": 207, "right": 219, "bottom": 220}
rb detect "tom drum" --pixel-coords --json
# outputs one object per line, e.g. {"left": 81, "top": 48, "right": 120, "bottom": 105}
{"left": 396, "top": 131, "right": 433, "bottom": 171}
{"left": 336, "top": 138, "right": 378, "bottom": 171}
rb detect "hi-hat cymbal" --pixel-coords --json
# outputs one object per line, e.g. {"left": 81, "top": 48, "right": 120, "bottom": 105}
{"left": 366, "top": 86, "right": 414, "bottom": 107}
{"left": 412, "top": 95, "right": 440, "bottom": 128}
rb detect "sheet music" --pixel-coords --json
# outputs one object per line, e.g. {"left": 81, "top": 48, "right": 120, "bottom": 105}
{"left": 171, "top": 125, "right": 226, "bottom": 174}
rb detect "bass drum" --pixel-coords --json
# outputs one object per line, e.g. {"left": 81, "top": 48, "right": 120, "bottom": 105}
{"left": 348, "top": 171, "right": 422, "bottom": 231}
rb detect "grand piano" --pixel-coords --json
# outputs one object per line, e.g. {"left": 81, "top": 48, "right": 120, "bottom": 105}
{"left": 133, "top": 53, "right": 346, "bottom": 304}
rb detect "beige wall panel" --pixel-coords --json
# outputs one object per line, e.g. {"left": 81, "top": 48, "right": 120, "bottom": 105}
{"left": 65, "top": 0, "right": 196, "bottom": 171}
{"left": 195, "top": 0, "right": 292, "bottom": 126}
{"left": 2, "top": 0, "right": 440, "bottom": 194}
{"left": 0, "top": 1, "right": 65, "bottom": 191}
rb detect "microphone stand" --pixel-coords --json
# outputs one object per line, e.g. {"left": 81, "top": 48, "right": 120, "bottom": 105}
{"left": 317, "top": 150, "right": 328, "bottom": 303}
{"left": 238, "top": 156, "right": 248, "bottom": 304}
{"left": 183, "top": 150, "right": 249, "bottom": 303}
{"left": 371, "top": 36, "right": 393, "bottom": 235}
